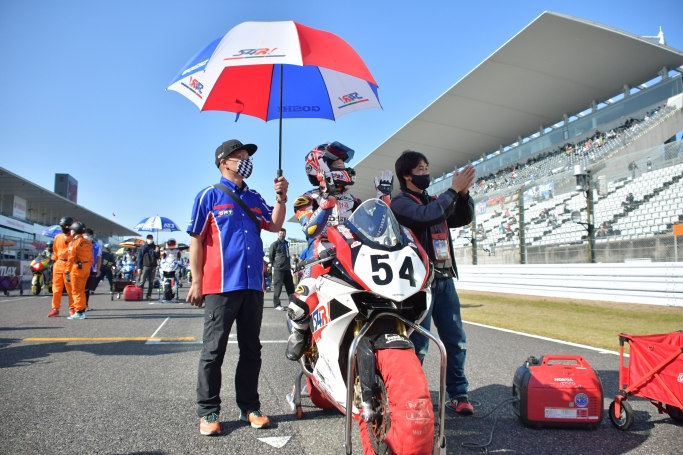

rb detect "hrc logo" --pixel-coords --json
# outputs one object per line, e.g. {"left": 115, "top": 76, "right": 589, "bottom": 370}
{"left": 311, "top": 303, "right": 330, "bottom": 333}
{"left": 337, "top": 92, "right": 369, "bottom": 109}
{"left": 181, "top": 77, "right": 204, "bottom": 99}
{"left": 225, "top": 48, "right": 286, "bottom": 60}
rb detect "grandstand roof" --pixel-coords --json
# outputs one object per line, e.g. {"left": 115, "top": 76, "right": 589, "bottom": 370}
{"left": 351, "top": 11, "right": 683, "bottom": 203}
{"left": 0, "top": 167, "right": 139, "bottom": 238}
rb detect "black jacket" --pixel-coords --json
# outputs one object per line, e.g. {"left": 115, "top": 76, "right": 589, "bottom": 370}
{"left": 390, "top": 187, "right": 474, "bottom": 278}
{"left": 269, "top": 240, "right": 291, "bottom": 271}
{"left": 137, "top": 243, "right": 159, "bottom": 269}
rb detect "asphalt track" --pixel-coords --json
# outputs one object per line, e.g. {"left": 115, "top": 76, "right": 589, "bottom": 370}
{"left": 0, "top": 282, "right": 680, "bottom": 455}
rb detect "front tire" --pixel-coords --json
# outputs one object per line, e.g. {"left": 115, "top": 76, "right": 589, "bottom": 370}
{"left": 358, "top": 348, "right": 434, "bottom": 455}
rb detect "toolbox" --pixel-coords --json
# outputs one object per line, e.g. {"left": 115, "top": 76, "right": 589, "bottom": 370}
{"left": 512, "top": 355, "right": 603, "bottom": 429}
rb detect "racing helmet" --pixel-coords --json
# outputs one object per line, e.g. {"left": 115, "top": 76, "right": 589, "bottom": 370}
{"left": 59, "top": 216, "right": 74, "bottom": 231}
{"left": 305, "top": 142, "right": 356, "bottom": 187}
{"left": 166, "top": 238, "right": 177, "bottom": 248}
{"left": 70, "top": 221, "right": 86, "bottom": 234}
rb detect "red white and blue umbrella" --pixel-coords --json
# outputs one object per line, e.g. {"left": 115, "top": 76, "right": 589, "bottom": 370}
{"left": 167, "top": 21, "right": 380, "bottom": 172}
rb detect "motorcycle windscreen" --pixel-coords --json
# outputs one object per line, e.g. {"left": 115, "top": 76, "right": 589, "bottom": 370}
{"left": 346, "top": 199, "right": 406, "bottom": 250}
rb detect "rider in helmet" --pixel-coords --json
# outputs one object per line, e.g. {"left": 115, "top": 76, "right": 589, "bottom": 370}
{"left": 48, "top": 216, "right": 75, "bottom": 317}
{"left": 285, "top": 143, "right": 394, "bottom": 360}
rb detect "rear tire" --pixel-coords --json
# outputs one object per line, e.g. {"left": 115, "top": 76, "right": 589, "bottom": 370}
{"left": 609, "top": 399, "right": 634, "bottom": 431}
{"left": 358, "top": 349, "right": 434, "bottom": 455}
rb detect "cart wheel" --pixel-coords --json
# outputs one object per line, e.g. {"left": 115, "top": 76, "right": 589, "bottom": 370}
{"left": 295, "top": 406, "right": 303, "bottom": 419}
{"left": 3, "top": 291, "right": 8, "bottom": 296}
{"left": 19, "top": 289, "right": 24, "bottom": 295}
{"left": 117, "top": 293, "right": 121, "bottom": 300}
{"left": 609, "top": 399, "right": 634, "bottom": 431}
{"left": 666, "top": 404, "right": 683, "bottom": 423}
{"left": 110, "top": 293, "right": 114, "bottom": 301}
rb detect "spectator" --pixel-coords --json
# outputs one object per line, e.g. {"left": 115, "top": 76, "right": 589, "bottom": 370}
{"left": 622, "top": 193, "right": 635, "bottom": 210}
{"left": 185, "top": 139, "right": 289, "bottom": 435}
{"left": 390, "top": 150, "right": 476, "bottom": 415}
{"left": 269, "top": 228, "right": 294, "bottom": 311}
{"left": 83, "top": 228, "right": 100, "bottom": 311}
{"left": 95, "top": 244, "right": 115, "bottom": 293}
{"left": 646, "top": 157, "right": 652, "bottom": 172}
{"left": 136, "top": 234, "right": 159, "bottom": 300}
{"left": 628, "top": 160, "right": 638, "bottom": 179}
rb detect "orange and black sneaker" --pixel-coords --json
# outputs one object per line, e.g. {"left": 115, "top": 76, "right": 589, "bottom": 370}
{"left": 199, "top": 412, "right": 220, "bottom": 436}
{"left": 239, "top": 410, "right": 271, "bottom": 429}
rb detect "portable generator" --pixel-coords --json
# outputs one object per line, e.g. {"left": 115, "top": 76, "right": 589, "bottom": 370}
{"left": 512, "top": 355, "right": 603, "bottom": 429}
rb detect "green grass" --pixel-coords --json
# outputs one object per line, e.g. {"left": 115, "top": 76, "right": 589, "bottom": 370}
{"left": 458, "top": 290, "right": 683, "bottom": 352}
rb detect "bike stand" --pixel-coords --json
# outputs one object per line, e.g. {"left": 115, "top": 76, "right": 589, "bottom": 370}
{"left": 343, "top": 312, "right": 448, "bottom": 455}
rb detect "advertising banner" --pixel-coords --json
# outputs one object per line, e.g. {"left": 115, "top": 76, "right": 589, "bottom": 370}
{"left": 476, "top": 202, "right": 487, "bottom": 215}
{"left": 12, "top": 196, "right": 26, "bottom": 220}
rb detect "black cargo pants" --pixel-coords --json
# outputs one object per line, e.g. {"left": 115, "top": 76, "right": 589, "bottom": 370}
{"left": 196, "top": 290, "right": 264, "bottom": 417}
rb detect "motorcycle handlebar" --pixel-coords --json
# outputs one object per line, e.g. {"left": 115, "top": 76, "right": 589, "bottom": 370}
{"left": 295, "top": 248, "right": 336, "bottom": 271}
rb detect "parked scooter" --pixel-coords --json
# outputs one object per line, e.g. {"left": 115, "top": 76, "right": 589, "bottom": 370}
{"left": 30, "top": 253, "right": 53, "bottom": 295}
{"left": 286, "top": 199, "right": 447, "bottom": 455}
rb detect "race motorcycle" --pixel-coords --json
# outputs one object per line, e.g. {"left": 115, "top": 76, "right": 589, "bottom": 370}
{"left": 287, "top": 199, "right": 447, "bottom": 455}
{"left": 30, "top": 254, "right": 53, "bottom": 295}
{"left": 158, "top": 255, "right": 180, "bottom": 302}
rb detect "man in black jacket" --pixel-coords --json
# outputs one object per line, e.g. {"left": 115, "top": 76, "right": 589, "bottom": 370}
{"left": 269, "top": 228, "right": 294, "bottom": 310}
{"left": 390, "top": 150, "right": 476, "bottom": 415}
{"left": 136, "top": 234, "right": 160, "bottom": 299}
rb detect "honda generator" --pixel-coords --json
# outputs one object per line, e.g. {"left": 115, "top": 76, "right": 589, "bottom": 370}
{"left": 512, "top": 355, "right": 603, "bottom": 429}
{"left": 123, "top": 285, "right": 143, "bottom": 301}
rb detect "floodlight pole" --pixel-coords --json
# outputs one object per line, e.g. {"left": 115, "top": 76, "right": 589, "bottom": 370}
{"left": 518, "top": 186, "right": 527, "bottom": 264}
{"left": 586, "top": 171, "right": 596, "bottom": 264}
{"left": 471, "top": 213, "right": 478, "bottom": 265}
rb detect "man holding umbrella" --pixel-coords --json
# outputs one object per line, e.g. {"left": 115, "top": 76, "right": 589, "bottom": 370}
{"left": 186, "top": 139, "right": 289, "bottom": 435}
{"left": 136, "top": 234, "right": 160, "bottom": 300}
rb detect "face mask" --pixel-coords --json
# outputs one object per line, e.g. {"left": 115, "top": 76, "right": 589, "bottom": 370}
{"left": 146, "top": 239, "right": 153, "bottom": 244}
{"left": 235, "top": 157, "right": 253, "bottom": 179}
{"left": 83, "top": 235, "right": 91, "bottom": 241}
{"left": 410, "top": 174, "right": 431, "bottom": 190}
{"left": 70, "top": 230, "right": 76, "bottom": 236}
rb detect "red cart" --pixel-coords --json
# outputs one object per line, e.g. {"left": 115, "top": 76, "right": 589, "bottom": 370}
{"left": 610, "top": 331, "right": 683, "bottom": 430}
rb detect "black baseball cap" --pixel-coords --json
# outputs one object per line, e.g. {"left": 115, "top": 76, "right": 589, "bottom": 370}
{"left": 215, "top": 139, "right": 257, "bottom": 167}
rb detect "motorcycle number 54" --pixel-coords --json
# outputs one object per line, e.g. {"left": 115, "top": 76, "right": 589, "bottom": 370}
{"left": 370, "top": 254, "right": 416, "bottom": 287}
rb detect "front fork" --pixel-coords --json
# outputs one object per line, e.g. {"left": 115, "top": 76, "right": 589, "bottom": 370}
{"left": 345, "top": 312, "right": 447, "bottom": 455}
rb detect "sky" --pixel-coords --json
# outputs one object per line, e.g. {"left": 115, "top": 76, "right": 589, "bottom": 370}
{"left": 1, "top": 0, "right": 682, "bottom": 246}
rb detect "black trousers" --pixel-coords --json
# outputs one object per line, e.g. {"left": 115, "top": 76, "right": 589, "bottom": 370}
{"left": 95, "top": 267, "right": 113, "bottom": 291}
{"left": 272, "top": 269, "right": 294, "bottom": 307}
{"left": 137, "top": 266, "right": 155, "bottom": 297}
{"left": 196, "top": 290, "right": 264, "bottom": 417}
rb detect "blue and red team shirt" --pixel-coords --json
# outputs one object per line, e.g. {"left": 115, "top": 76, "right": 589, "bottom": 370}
{"left": 187, "top": 177, "right": 273, "bottom": 294}
{"left": 90, "top": 240, "right": 101, "bottom": 273}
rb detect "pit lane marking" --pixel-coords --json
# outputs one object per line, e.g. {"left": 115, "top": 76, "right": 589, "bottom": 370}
{"left": 25, "top": 337, "right": 195, "bottom": 342}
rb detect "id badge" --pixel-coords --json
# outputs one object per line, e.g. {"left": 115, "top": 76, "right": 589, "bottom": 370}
{"left": 432, "top": 239, "right": 451, "bottom": 260}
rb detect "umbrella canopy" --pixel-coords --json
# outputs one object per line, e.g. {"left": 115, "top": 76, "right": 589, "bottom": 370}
{"left": 120, "top": 237, "right": 146, "bottom": 246}
{"left": 134, "top": 216, "right": 180, "bottom": 233}
{"left": 0, "top": 239, "right": 18, "bottom": 247}
{"left": 118, "top": 242, "right": 141, "bottom": 249}
{"left": 42, "top": 225, "right": 63, "bottom": 238}
{"left": 168, "top": 21, "right": 380, "bottom": 171}
{"left": 115, "top": 247, "right": 125, "bottom": 255}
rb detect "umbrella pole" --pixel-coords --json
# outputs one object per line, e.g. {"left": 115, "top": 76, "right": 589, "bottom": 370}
{"left": 277, "top": 64, "right": 283, "bottom": 183}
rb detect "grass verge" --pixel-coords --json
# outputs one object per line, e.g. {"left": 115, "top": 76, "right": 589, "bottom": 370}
{"left": 458, "top": 290, "right": 683, "bottom": 352}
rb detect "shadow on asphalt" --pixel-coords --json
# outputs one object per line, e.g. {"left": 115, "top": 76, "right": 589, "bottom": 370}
{"left": 0, "top": 339, "right": 202, "bottom": 369}
{"left": 0, "top": 326, "right": 61, "bottom": 331}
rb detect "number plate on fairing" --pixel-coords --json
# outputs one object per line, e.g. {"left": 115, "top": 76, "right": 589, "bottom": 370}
{"left": 352, "top": 245, "right": 426, "bottom": 300}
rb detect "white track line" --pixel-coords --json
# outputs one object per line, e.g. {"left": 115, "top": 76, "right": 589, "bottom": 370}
{"left": 146, "top": 317, "right": 170, "bottom": 343}
{"left": 464, "top": 320, "right": 626, "bottom": 356}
